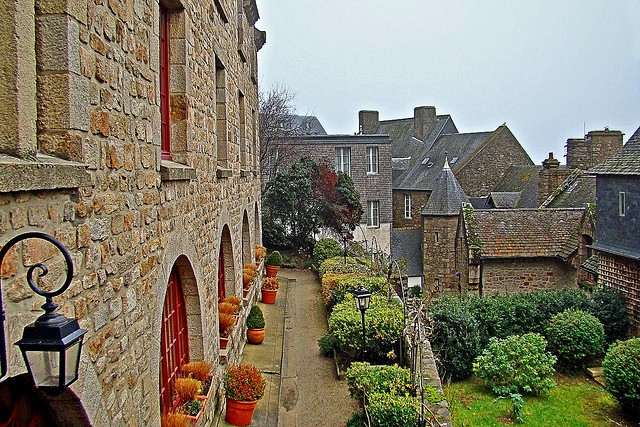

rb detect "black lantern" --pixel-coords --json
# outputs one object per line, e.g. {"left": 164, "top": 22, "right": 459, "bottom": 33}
{"left": 353, "top": 284, "right": 371, "bottom": 361}
{"left": 0, "top": 232, "right": 87, "bottom": 391}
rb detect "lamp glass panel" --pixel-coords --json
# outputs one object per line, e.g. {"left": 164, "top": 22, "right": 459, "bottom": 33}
{"left": 64, "top": 341, "right": 82, "bottom": 385}
{"left": 25, "top": 350, "right": 60, "bottom": 387}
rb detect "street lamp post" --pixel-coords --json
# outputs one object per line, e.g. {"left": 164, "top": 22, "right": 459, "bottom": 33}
{"left": 0, "top": 232, "right": 88, "bottom": 392}
{"left": 353, "top": 284, "right": 371, "bottom": 361}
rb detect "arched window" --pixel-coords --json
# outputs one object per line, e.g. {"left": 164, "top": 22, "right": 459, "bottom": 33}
{"left": 159, "top": 269, "right": 189, "bottom": 413}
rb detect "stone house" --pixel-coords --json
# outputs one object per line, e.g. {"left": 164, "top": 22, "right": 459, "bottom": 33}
{"left": 591, "top": 126, "right": 640, "bottom": 334}
{"left": 0, "top": 0, "right": 265, "bottom": 424}
{"left": 454, "top": 206, "right": 594, "bottom": 296}
{"left": 265, "top": 133, "right": 394, "bottom": 253}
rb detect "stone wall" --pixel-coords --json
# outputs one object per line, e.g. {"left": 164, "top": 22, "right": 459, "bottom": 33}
{"left": 456, "top": 125, "right": 533, "bottom": 197}
{"left": 392, "top": 189, "right": 429, "bottom": 229}
{"left": 481, "top": 258, "right": 577, "bottom": 296}
{"left": 567, "top": 130, "right": 623, "bottom": 171}
{"left": 0, "top": 0, "right": 264, "bottom": 425}
{"left": 422, "top": 215, "right": 459, "bottom": 293}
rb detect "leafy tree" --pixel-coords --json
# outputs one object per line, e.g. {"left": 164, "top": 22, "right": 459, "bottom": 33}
{"left": 263, "top": 157, "right": 363, "bottom": 251}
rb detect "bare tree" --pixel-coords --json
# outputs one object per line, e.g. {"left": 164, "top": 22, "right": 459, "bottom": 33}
{"left": 259, "top": 84, "right": 312, "bottom": 179}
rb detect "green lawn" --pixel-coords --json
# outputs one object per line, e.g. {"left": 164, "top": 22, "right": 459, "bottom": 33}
{"left": 444, "top": 374, "right": 638, "bottom": 426}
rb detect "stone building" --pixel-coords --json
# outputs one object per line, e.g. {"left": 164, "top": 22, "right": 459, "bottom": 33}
{"left": 265, "top": 132, "right": 394, "bottom": 253}
{"left": 591, "top": 126, "right": 640, "bottom": 334}
{"left": 455, "top": 206, "right": 594, "bottom": 296}
{"left": 0, "top": 0, "right": 265, "bottom": 424}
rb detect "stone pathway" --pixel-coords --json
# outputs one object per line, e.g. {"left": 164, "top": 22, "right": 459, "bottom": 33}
{"left": 278, "top": 269, "right": 358, "bottom": 427}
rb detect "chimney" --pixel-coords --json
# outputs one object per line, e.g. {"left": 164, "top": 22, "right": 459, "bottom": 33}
{"left": 538, "top": 152, "right": 570, "bottom": 206}
{"left": 586, "top": 129, "right": 623, "bottom": 168}
{"left": 413, "top": 106, "right": 436, "bottom": 141}
{"left": 358, "top": 110, "right": 379, "bottom": 134}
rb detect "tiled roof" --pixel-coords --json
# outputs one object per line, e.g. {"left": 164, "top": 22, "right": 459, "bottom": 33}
{"left": 381, "top": 115, "right": 455, "bottom": 159}
{"left": 422, "top": 160, "right": 469, "bottom": 215}
{"left": 590, "top": 125, "right": 640, "bottom": 175}
{"left": 580, "top": 254, "right": 599, "bottom": 275}
{"left": 464, "top": 208, "right": 584, "bottom": 259}
{"left": 541, "top": 173, "right": 596, "bottom": 208}
{"left": 391, "top": 228, "right": 423, "bottom": 277}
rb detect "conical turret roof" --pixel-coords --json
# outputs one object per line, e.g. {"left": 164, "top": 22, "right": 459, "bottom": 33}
{"left": 422, "top": 157, "right": 469, "bottom": 215}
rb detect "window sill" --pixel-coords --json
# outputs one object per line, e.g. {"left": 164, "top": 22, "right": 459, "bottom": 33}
{"left": 0, "top": 154, "right": 90, "bottom": 193}
{"left": 216, "top": 167, "right": 233, "bottom": 178}
{"left": 366, "top": 172, "right": 379, "bottom": 176}
{"left": 240, "top": 168, "right": 252, "bottom": 177}
{"left": 160, "top": 159, "right": 196, "bottom": 181}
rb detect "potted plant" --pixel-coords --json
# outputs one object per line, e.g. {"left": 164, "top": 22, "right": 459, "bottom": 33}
{"left": 264, "top": 251, "right": 282, "bottom": 277}
{"left": 261, "top": 277, "right": 280, "bottom": 304}
{"left": 181, "top": 360, "right": 213, "bottom": 398}
{"left": 219, "top": 312, "right": 236, "bottom": 349}
{"left": 246, "top": 305, "right": 265, "bottom": 344}
{"left": 243, "top": 266, "right": 257, "bottom": 295}
{"left": 224, "top": 364, "right": 267, "bottom": 426}
{"left": 255, "top": 245, "right": 267, "bottom": 263}
{"left": 174, "top": 377, "right": 203, "bottom": 421}
{"left": 161, "top": 412, "right": 191, "bottom": 427}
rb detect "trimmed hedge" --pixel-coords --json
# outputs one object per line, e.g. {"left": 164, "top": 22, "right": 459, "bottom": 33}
{"left": 321, "top": 274, "right": 388, "bottom": 311}
{"left": 589, "top": 286, "right": 629, "bottom": 344}
{"left": 313, "top": 238, "right": 343, "bottom": 265}
{"left": 345, "top": 362, "right": 412, "bottom": 400}
{"left": 318, "top": 256, "right": 372, "bottom": 278}
{"left": 327, "top": 295, "right": 404, "bottom": 363}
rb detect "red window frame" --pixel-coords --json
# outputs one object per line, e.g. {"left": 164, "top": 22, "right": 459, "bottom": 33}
{"left": 218, "top": 247, "right": 226, "bottom": 302}
{"left": 159, "top": 4, "right": 171, "bottom": 160}
{"left": 159, "top": 270, "right": 189, "bottom": 414}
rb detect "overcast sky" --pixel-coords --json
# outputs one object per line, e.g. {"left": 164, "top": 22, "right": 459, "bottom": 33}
{"left": 254, "top": 0, "right": 639, "bottom": 164}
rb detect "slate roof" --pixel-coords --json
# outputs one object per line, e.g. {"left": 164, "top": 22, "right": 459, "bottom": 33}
{"left": 541, "top": 173, "right": 596, "bottom": 208}
{"left": 422, "top": 160, "right": 470, "bottom": 215}
{"left": 486, "top": 192, "right": 522, "bottom": 208}
{"left": 394, "top": 131, "right": 493, "bottom": 191}
{"left": 580, "top": 254, "right": 599, "bottom": 275}
{"left": 292, "top": 115, "right": 327, "bottom": 135}
{"left": 391, "top": 228, "right": 423, "bottom": 277}
{"left": 379, "top": 115, "right": 456, "bottom": 159}
{"left": 463, "top": 208, "right": 584, "bottom": 260}
{"left": 590, "top": 125, "right": 640, "bottom": 175}
{"left": 492, "top": 165, "right": 541, "bottom": 208}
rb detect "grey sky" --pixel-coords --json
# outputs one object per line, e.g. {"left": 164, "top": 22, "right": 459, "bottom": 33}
{"left": 255, "top": 0, "right": 639, "bottom": 164}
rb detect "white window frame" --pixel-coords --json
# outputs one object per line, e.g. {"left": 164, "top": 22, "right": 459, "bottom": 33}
{"left": 404, "top": 193, "right": 412, "bottom": 219}
{"left": 366, "top": 146, "right": 379, "bottom": 174}
{"left": 366, "top": 200, "right": 380, "bottom": 228}
{"left": 619, "top": 191, "right": 626, "bottom": 217}
{"left": 335, "top": 147, "right": 351, "bottom": 176}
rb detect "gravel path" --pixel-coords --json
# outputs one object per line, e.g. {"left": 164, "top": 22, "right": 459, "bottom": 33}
{"left": 278, "top": 269, "right": 358, "bottom": 427}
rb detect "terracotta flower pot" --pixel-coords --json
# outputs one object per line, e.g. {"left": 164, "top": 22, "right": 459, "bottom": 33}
{"left": 261, "top": 288, "right": 277, "bottom": 304}
{"left": 225, "top": 398, "right": 258, "bottom": 426}
{"left": 265, "top": 264, "right": 280, "bottom": 277}
{"left": 247, "top": 327, "right": 265, "bottom": 344}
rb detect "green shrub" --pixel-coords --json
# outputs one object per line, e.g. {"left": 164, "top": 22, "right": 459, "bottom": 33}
{"left": 365, "top": 392, "right": 421, "bottom": 427}
{"left": 589, "top": 286, "right": 629, "bottom": 344}
{"left": 345, "top": 362, "right": 412, "bottom": 400}
{"left": 317, "top": 333, "right": 336, "bottom": 357}
{"left": 265, "top": 250, "right": 283, "bottom": 266}
{"left": 318, "top": 256, "right": 372, "bottom": 278}
{"left": 602, "top": 337, "right": 640, "bottom": 418}
{"left": 473, "top": 333, "right": 556, "bottom": 396}
{"left": 328, "top": 276, "right": 388, "bottom": 310}
{"left": 313, "top": 238, "right": 343, "bottom": 265}
{"left": 246, "top": 305, "right": 265, "bottom": 329}
{"left": 546, "top": 309, "right": 605, "bottom": 372}
{"left": 430, "top": 295, "right": 481, "bottom": 380}
{"left": 329, "top": 295, "right": 404, "bottom": 363}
